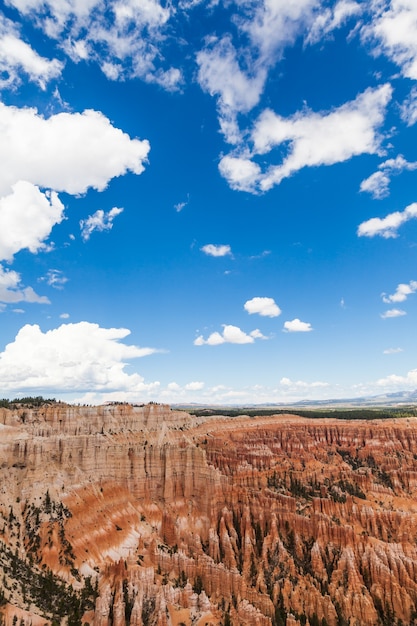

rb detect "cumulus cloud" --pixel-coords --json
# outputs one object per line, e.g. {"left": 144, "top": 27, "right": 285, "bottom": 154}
{"left": 280, "top": 376, "right": 329, "bottom": 389}
{"left": 283, "top": 318, "right": 313, "bottom": 332}
{"left": 244, "top": 296, "right": 281, "bottom": 317}
{"left": 0, "top": 13, "right": 62, "bottom": 89}
{"left": 201, "top": 244, "right": 232, "bottom": 257}
{"left": 0, "top": 103, "right": 149, "bottom": 264}
{"left": 250, "top": 329, "right": 267, "bottom": 339}
{"left": 0, "top": 103, "right": 150, "bottom": 197}
{"left": 80, "top": 207, "right": 123, "bottom": 241}
{"left": 6, "top": 0, "right": 181, "bottom": 88}
{"left": 197, "top": 36, "right": 266, "bottom": 116}
{"left": 184, "top": 381, "right": 205, "bottom": 391}
{"left": 363, "top": 0, "right": 417, "bottom": 80}
{"left": 160, "top": 380, "right": 206, "bottom": 399}
{"left": 219, "top": 84, "right": 392, "bottom": 193}
{"left": 197, "top": 36, "right": 267, "bottom": 144}
{"left": 359, "top": 170, "right": 390, "bottom": 200}
{"left": 252, "top": 84, "right": 392, "bottom": 191}
{"left": 357, "top": 202, "right": 417, "bottom": 238}
{"left": 377, "top": 368, "right": 417, "bottom": 390}
{"left": 360, "top": 155, "right": 417, "bottom": 199}
{"left": 0, "top": 265, "right": 49, "bottom": 305}
{"left": 196, "top": 0, "right": 320, "bottom": 143}
{"left": 0, "top": 181, "right": 64, "bottom": 262}
{"left": 199, "top": 0, "right": 366, "bottom": 152}
{"left": 382, "top": 280, "right": 417, "bottom": 303}
{"left": 194, "top": 324, "right": 264, "bottom": 346}
{"left": 252, "top": 85, "right": 390, "bottom": 158}
{"left": 380, "top": 308, "right": 406, "bottom": 319}
{"left": 218, "top": 156, "right": 262, "bottom": 193}
{"left": 0, "top": 321, "right": 158, "bottom": 392}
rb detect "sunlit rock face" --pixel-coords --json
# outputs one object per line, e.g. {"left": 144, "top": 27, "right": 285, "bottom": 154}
{"left": 2, "top": 404, "right": 417, "bottom": 626}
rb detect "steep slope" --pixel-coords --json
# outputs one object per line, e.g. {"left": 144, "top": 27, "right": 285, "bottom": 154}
{"left": 1, "top": 403, "right": 417, "bottom": 625}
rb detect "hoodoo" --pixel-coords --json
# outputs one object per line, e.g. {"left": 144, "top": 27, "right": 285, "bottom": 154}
{"left": 1, "top": 402, "right": 417, "bottom": 625}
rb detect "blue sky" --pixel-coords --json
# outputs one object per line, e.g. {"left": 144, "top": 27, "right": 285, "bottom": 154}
{"left": 1, "top": 0, "right": 417, "bottom": 405}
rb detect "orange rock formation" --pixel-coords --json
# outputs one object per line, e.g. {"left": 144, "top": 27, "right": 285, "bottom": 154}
{"left": 1, "top": 403, "right": 417, "bottom": 626}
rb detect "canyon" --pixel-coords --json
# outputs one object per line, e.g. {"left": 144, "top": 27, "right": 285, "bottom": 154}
{"left": 1, "top": 402, "right": 417, "bottom": 625}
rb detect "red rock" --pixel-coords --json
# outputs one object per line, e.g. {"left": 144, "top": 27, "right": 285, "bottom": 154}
{"left": 2, "top": 405, "right": 417, "bottom": 625}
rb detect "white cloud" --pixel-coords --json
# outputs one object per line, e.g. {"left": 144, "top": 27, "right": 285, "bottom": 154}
{"left": 306, "top": 0, "right": 362, "bottom": 45}
{"left": 241, "top": 0, "right": 318, "bottom": 63}
{"left": 220, "top": 84, "right": 392, "bottom": 193}
{"left": 197, "top": 35, "right": 267, "bottom": 143}
{"left": 158, "top": 380, "right": 207, "bottom": 400}
{"left": 146, "top": 67, "right": 183, "bottom": 92}
{"left": 244, "top": 296, "right": 281, "bottom": 317}
{"left": 382, "top": 280, "right": 417, "bottom": 303}
{"left": 0, "top": 103, "right": 149, "bottom": 264}
{"left": 360, "top": 155, "right": 417, "bottom": 199}
{"left": 280, "top": 376, "right": 329, "bottom": 389}
{"left": 283, "top": 318, "right": 313, "bottom": 332}
{"left": 383, "top": 347, "right": 403, "bottom": 354}
{"left": 194, "top": 324, "right": 263, "bottom": 345}
{"left": 249, "top": 329, "right": 267, "bottom": 340}
{"left": 357, "top": 202, "right": 417, "bottom": 238}
{"left": 80, "top": 207, "right": 123, "bottom": 241}
{"left": 194, "top": 332, "right": 223, "bottom": 346}
{"left": 218, "top": 156, "right": 262, "bottom": 193}
{"left": 6, "top": 0, "right": 102, "bottom": 33}
{"left": 40, "top": 269, "right": 68, "bottom": 289}
{"left": 364, "top": 0, "right": 417, "bottom": 80}
{"left": 400, "top": 87, "right": 417, "bottom": 126}
{"left": 7, "top": 0, "right": 181, "bottom": 88}
{"left": 0, "top": 13, "right": 62, "bottom": 89}
{"left": 251, "top": 84, "right": 392, "bottom": 191}
{"left": 201, "top": 244, "right": 232, "bottom": 257}
{"left": 184, "top": 381, "right": 205, "bottom": 391}
{"left": 380, "top": 308, "right": 406, "bottom": 319}
{"left": 196, "top": 36, "right": 257, "bottom": 115}
{"left": 0, "top": 265, "right": 49, "bottom": 305}
{"left": 0, "top": 321, "right": 158, "bottom": 392}
{"left": 0, "top": 181, "right": 64, "bottom": 262}
{"left": 0, "top": 103, "right": 150, "bottom": 197}
{"left": 174, "top": 195, "right": 189, "bottom": 213}
{"left": 359, "top": 170, "right": 391, "bottom": 199}
{"left": 377, "top": 368, "right": 417, "bottom": 390}
{"left": 60, "top": 313, "right": 70, "bottom": 319}
{"left": 383, "top": 155, "right": 417, "bottom": 171}
{"left": 196, "top": 0, "right": 320, "bottom": 144}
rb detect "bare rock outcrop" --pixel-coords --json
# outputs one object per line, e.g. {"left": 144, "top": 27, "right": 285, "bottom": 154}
{"left": 2, "top": 404, "right": 417, "bottom": 625}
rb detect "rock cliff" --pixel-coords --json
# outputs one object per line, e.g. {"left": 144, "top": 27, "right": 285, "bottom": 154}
{"left": 1, "top": 403, "right": 417, "bottom": 626}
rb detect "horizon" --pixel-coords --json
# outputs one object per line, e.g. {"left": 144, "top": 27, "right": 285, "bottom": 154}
{"left": 4, "top": 388, "right": 417, "bottom": 411}
{"left": 1, "top": 1, "right": 417, "bottom": 406}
